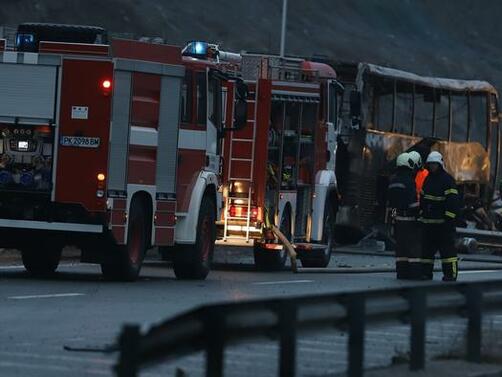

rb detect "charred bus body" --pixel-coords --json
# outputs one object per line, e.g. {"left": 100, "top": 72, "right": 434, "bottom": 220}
{"left": 332, "top": 63, "right": 500, "bottom": 238}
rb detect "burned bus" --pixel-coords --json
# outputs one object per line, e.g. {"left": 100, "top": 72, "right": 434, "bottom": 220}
{"left": 333, "top": 63, "right": 500, "bottom": 238}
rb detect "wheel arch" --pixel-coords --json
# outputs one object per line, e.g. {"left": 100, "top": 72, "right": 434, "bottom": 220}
{"left": 175, "top": 171, "right": 219, "bottom": 244}
{"left": 311, "top": 170, "right": 338, "bottom": 242}
{"left": 129, "top": 190, "right": 154, "bottom": 248}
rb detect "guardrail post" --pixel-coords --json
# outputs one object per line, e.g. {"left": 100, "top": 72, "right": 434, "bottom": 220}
{"left": 409, "top": 288, "right": 426, "bottom": 371}
{"left": 115, "top": 324, "right": 141, "bottom": 377}
{"left": 465, "top": 285, "right": 482, "bottom": 363}
{"left": 278, "top": 303, "right": 297, "bottom": 377}
{"left": 205, "top": 309, "right": 225, "bottom": 377}
{"left": 347, "top": 294, "right": 366, "bottom": 377}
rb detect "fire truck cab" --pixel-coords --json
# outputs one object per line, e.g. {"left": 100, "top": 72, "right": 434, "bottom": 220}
{"left": 218, "top": 52, "right": 344, "bottom": 269}
{"left": 0, "top": 24, "right": 246, "bottom": 281}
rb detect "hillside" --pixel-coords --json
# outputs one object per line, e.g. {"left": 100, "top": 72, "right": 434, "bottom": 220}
{"left": 1, "top": 0, "right": 501, "bottom": 90}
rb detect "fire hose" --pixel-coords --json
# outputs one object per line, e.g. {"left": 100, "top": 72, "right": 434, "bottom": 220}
{"left": 271, "top": 225, "right": 298, "bottom": 273}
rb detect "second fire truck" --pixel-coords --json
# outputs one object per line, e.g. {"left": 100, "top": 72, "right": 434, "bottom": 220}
{"left": 190, "top": 47, "right": 343, "bottom": 269}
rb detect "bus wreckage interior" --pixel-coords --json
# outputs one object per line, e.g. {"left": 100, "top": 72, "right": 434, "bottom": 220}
{"left": 334, "top": 63, "right": 500, "bottom": 240}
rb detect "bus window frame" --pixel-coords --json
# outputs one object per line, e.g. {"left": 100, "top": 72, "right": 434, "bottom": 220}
{"left": 365, "top": 74, "right": 493, "bottom": 152}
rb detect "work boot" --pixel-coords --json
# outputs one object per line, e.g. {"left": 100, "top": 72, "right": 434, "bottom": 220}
{"left": 395, "top": 261, "right": 409, "bottom": 280}
{"left": 441, "top": 259, "right": 458, "bottom": 282}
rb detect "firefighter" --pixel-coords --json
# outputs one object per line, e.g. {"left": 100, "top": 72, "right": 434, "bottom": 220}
{"left": 409, "top": 150, "right": 429, "bottom": 199}
{"left": 420, "top": 151, "right": 460, "bottom": 281}
{"left": 388, "top": 152, "right": 421, "bottom": 279}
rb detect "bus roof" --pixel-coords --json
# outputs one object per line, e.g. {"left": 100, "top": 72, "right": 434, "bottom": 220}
{"left": 357, "top": 63, "right": 498, "bottom": 95}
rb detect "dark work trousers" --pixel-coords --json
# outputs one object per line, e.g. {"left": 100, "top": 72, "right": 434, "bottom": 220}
{"left": 394, "top": 219, "right": 422, "bottom": 279}
{"left": 421, "top": 224, "right": 458, "bottom": 281}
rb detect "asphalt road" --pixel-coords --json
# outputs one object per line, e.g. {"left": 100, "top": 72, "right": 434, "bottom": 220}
{"left": 1, "top": 246, "right": 502, "bottom": 377}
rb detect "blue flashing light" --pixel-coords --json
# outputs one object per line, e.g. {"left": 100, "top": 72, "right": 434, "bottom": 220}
{"left": 20, "top": 172, "right": 34, "bottom": 187}
{"left": 194, "top": 41, "right": 205, "bottom": 55}
{"left": 183, "top": 41, "right": 208, "bottom": 58}
{"left": 16, "top": 33, "right": 35, "bottom": 48}
{"left": 0, "top": 170, "right": 12, "bottom": 185}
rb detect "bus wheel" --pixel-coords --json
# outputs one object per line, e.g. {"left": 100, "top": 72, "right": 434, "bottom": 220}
{"left": 254, "top": 208, "right": 291, "bottom": 271}
{"left": 21, "top": 241, "right": 63, "bottom": 277}
{"left": 301, "top": 202, "right": 335, "bottom": 268}
{"left": 101, "top": 197, "right": 147, "bottom": 281}
{"left": 173, "top": 196, "right": 215, "bottom": 280}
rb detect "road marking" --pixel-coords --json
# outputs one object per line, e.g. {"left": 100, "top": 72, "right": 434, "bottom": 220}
{"left": 0, "top": 350, "right": 111, "bottom": 365}
{"left": 0, "top": 263, "right": 80, "bottom": 271}
{"left": 252, "top": 279, "right": 314, "bottom": 285}
{"left": 460, "top": 270, "right": 500, "bottom": 274}
{"left": 0, "top": 265, "right": 25, "bottom": 270}
{"left": 8, "top": 293, "right": 85, "bottom": 300}
{"left": 0, "top": 361, "right": 108, "bottom": 375}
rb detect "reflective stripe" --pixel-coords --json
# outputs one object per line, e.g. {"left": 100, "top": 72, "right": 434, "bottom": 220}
{"left": 389, "top": 183, "right": 406, "bottom": 189}
{"left": 409, "top": 202, "right": 419, "bottom": 208}
{"left": 396, "top": 257, "right": 409, "bottom": 262}
{"left": 395, "top": 216, "right": 415, "bottom": 221}
{"left": 423, "top": 194, "right": 445, "bottom": 201}
{"left": 444, "top": 188, "right": 458, "bottom": 195}
{"left": 441, "top": 257, "right": 458, "bottom": 263}
{"left": 419, "top": 218, "right": 445, "bottom": 224}
{"left": 408, "top": 258, "right": 422, "bottom": 263}
{"left": 420, "top": 258, "right": 435, "bottom": 264}
{"left": 445, "top": 211, "right": 456, "bottom": 219}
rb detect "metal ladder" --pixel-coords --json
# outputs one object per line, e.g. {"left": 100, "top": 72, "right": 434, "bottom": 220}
{"left": 222, "top": 89, "right": 257, "bottom": 242}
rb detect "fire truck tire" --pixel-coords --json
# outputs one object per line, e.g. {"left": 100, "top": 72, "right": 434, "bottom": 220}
{"left": 173, "top": 195, "right": 215, "bottom": 280}
{"left": 100, "top": 198, "right": 147, "bottom": 281}
{"left": 300, "top": 201, "right": 335, "bottom": 268}
{"left": 254, "top": 207, "right": 291, "bottom": 271}
{"left": 21, "top": 241, "right": 63, "bottom": 277}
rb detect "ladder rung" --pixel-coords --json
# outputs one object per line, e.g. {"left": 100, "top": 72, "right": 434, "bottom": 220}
{"left": 232, "top": 138, "right": 254, "bottom": 142}
{"left": 231, "top": 158, "right": 252, "bottom": 162}
{"left": 223, "top": 235, "right": 253, "bottom": 241}
{"left": 229, "top": 178, "right": 252, "bottom": 181}
{"left": 228, "top": 196, "right": 251, "bottom": 200}
{"left": 226, "top": 216, "right": 252, "bottom": 220}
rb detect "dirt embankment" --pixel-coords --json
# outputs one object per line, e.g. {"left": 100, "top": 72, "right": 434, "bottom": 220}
{"left": 0, "top": 0, "right": 501, "bottom": 89}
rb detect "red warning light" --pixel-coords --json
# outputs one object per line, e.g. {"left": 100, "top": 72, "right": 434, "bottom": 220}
{"left": 102, "top": 79, "right": 112, "bottom": 89}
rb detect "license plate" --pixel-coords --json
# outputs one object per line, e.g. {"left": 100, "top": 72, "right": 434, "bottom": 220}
{"left": 60, "top": 136, "right": 100, "bottom": 148}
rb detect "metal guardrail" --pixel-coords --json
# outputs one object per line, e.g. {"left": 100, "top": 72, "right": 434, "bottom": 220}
{"left": 115, "top": 279, "right": 502, "bottom": 377}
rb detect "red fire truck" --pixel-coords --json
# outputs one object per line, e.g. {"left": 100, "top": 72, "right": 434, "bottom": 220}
{"left": 217, "top": 52, "right": 344, "bottom": 269}
{"left": 0, "top": 24, "right": 246, "bottom": 281}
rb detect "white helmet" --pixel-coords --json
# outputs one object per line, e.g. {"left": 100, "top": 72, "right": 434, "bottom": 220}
{"left": 408, "top": 151, "right": 422, "bottom": 169}
{"left": 396, "top": 152, "right": 413, "bottom": 169}
{"left": 426, "top": 151, "right": 444, "bottom": 168}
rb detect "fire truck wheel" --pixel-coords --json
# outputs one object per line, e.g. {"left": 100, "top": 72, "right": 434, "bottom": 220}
{"left": 254, "top": 208, "right": 291, "bottom": 271}
{"left": 300, "top": 202, "right": 335, "bottom": 268}
{"left": 101, "top": 198, "right": 147, "bottom": 281}
{"left": 173, "top": 196, "right": 215, "bottom": 280}
{"left": 21, "top": 241, "right": 63, "bottom": 277}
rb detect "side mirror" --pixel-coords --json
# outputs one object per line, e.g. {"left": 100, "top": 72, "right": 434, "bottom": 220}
{"left": 349, "top": 91, "right": 361, "bottom": 118}
{"left": 233, "top": 80, "right": 248, "bottom": 131}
